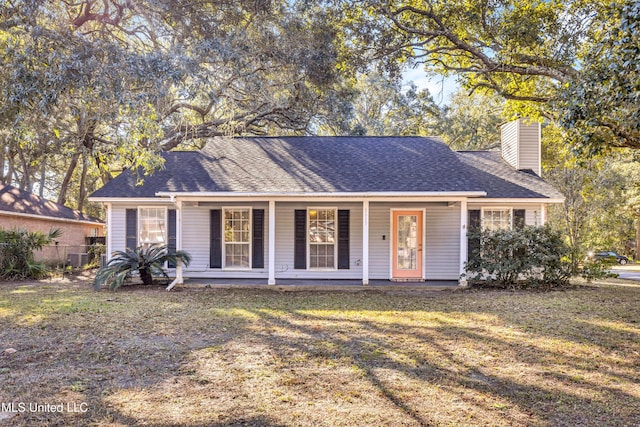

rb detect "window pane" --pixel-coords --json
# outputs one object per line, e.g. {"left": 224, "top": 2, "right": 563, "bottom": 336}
{"left": 309, "top": 209, "right": 336, "bottom": 269}
{"left": 240, "top": 245, "right": 249, "bottom": 268}
{"left": 223, "top": 209, "right": 251, "bottom": 268}
{"left": 224, "top": 209, "right": 251, "bottom": 243}
{"left": 139, "top": 208, "right": 166, "bottom": 248}
{"left": 483, "top": 209, "right": 511, "bottom": 231}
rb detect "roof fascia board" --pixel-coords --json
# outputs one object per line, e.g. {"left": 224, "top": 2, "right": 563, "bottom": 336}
{"left": 192, "top": 196, "right": 474, "bottom": 203}
{"left": 468, "top": 198, "right": 564, "bottom": 204}
{"left": 88, "top": 197, "right": 175, "bottom": 204}
{"left": 0, "top": 210, "right": 104, "bottom": 225}
{"left": 155, "top": 191, "right": 488, "bottom": 199}
{"left": 89, "top": 194, "right": 565, "bottom": 204}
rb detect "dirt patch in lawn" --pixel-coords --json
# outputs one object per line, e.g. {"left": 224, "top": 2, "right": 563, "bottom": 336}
{"left": 0, "top": 278, "right": 639, "bottom": 426}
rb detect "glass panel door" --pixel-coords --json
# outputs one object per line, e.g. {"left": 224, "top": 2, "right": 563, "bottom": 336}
{"left": 392, "top": 211, "right": 423, "bottom": 279}
{"left": 397, "top": 215, "right": 418, "bottom": 270}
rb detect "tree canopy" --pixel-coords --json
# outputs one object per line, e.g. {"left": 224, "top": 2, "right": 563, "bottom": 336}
{"left": 344, "top": 0, "right": 639, "bottom": 151}
{"left": 0, "top": 0, "right": 360, "bottom": 212}
{"left": 1, "top": 0, "right": 639, "bottom": 263}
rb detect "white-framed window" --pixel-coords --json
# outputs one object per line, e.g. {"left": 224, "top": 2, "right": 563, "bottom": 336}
{"left": 308, "top": 208, "right": 337, "bottom": 269}
{"left": 223, "top": 208, "right": 251, "bottom": 269}
{"left": 139, "top": 207, "right": 166, "bottom": 248}
{"left": 481, "top": 208, "right": 513, "bottom": 231}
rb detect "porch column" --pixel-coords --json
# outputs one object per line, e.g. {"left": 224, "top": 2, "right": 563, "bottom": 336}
{"left": 176, "top": 199, "right": 183, "bottom": 283}
{"left": 105, "top": 202, "right": 112, "bottom": 262}
{"left": 166, "top": 199, "right": 183, "bottom": 291}
{"left": 540, "top": 203, "right": 547, "bottom": 225}
{"left": 362, "top": 200, "right": 369, "bottom": 285}
{"left": 459, "top": 199, "right": 468, "bottom": 286}
{"left": 268, "top": 200, "right": 276, "bottom": 285}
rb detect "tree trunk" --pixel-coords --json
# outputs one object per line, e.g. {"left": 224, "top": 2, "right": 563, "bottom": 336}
{"left": 77, "top": 153, "right": 88, "bottom": 212}
{"left": 139, "top": 267, "right": 153, "bottom": 286}
{"left": 58, "top": 151, "right": 80, "bottom": 206}
{"left": 636, "top": 213, "right": 640, "bottom": 261}
{"left": 38, "top": 160, "right": 46, "bottom": 197}
{"left": 0, "top": 141, "right": 4, "bottom": 185}
{"left": 3, "top": 151, "right": 14, "bottom": 184}
{"left": 17, "top": 146, "right": 31, "bottom": 191}
{"left": 3, "top": 141, "right": 17, "bottom": 184}
{"left": 92, "top": 152, "right": 113, "bottom": 185}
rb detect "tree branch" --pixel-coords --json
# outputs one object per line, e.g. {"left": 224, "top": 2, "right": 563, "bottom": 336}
{"left": 387, "top": 4, "right": 576, "bottom": 83}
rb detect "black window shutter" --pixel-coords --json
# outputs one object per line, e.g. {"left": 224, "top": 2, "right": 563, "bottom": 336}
{"left": 125, "top": 209, "right": 137, "bottom": 251}
{"left": 210, "top": 209, "right": 222, "bottom": 268}
{"left": 513, "top": 209, "right": 526, "bottom": 229}
{"left": 337, "top": 210, "right": 350, "bottom": 269}
{"left": 252, "top": 209, "right": 265, "bottom": 268}
{"left": 468, "top": 210, "right": 481, "bottom": 262}
{"left": 294, "top": 209, "right": 307, "bottom": 269}
{"left": 167, "top": 209, "right": 177, "bottom": 268}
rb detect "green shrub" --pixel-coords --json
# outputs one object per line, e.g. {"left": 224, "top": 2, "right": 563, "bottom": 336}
{"left": 0, "top": 227, "right": 62, "bottom": 280}
{"left": 465, "top": 225, "right": 572, "bottom": 289}
{"left": 581, "top": 257, "right": 618, "bottom": 282}
{"left": 94, "top": 244, "right": 192, "bottom": 291}
{"left": 86, "top": 243, "right": 106, "bottom": 268}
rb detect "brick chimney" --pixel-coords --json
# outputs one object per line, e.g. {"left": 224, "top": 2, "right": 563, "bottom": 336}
{"left": 500, "top": 118, "right": 541, "bottom": 176}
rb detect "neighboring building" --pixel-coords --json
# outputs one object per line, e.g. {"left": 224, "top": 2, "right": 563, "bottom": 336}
{"left": 0, "top": 184, "right": 104, "bottom": 263}
{"left": 89, "top": 118, "right": 563, "bottom": 286}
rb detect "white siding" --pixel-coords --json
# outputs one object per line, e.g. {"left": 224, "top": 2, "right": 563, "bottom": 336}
{"left": 425, "top": 205, "right": 461, "bottom": 280}
{"left": 368, "top": 203, "right": 461, "bottom": 280}
{"left": 182, "top": 202, "right": 269, "bottom": 278}
{"left": 369, "top": 203, "right": 391, "bottom": 279}
{"left": 500, "top": 119, "right": 541, "bottom": 176}
{"left": 274, "top": 202, "right": 363, "bottom": 279}
{"left": 110, "top": 206, "right": 126, "bottom": 254}
{"left": 517, "top": 120, "right": 541, "bottom": 175}
{"left": 181, "top": 205, "right": 212, "bottom": 273}
{"left": 500, "top": 120, "right": 519, "bottom": 170}
{"left": 524, "top": 205, "right": 546, "bottom": 226}
{"left": 111, "top": 200, "right": 553, "bottom": 282}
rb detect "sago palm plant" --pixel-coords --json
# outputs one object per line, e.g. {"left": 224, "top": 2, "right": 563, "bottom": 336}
{"left": 94, "top": 244, "right": 191, "bottom": 290}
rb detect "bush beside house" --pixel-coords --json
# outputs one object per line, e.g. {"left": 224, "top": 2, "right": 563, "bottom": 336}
{"left": 0, "top": 227, "right": 62, "bottom": 280}
{"left": 465, "top": 226, "right": 572, "bottom": 288}
{"left": 465, "top": 225, "right": 618, "bottom": 288}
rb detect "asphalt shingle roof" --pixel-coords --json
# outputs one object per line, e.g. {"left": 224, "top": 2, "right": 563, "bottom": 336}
{"left": 90, "top": 136, "right": 563, "bottom": 200}
{"left": 457, "top": 151, "right": 564, "bottom": 199}
{"left": 1, "top": 184, "right": 103, "bottom": 223}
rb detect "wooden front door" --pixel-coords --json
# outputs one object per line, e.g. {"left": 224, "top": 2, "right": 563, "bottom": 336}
{"left": 392, "top": 210, "right": 423, "bottom": 279}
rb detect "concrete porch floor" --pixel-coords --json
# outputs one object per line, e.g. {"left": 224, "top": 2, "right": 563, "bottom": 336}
{"left": 179, "top": 278, "right": 460, "bottom": 291}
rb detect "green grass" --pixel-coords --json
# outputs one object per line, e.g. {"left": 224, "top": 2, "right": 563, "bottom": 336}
{"left": 0, "top": 279, "right": 639, "bottom": 426}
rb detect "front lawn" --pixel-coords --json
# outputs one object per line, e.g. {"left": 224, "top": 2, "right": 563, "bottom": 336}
{"left": 1, "top": 279, "right": 639, "bottom": 426}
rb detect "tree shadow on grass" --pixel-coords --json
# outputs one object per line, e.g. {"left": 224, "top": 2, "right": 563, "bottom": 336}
{"left": 1, "top": 285, "right": 639, "bottom": 426}
{"left": 241, "top": 291, "right": 640, "bottom": 426}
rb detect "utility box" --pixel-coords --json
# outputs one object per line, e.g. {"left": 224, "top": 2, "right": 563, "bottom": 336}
{"left": 67, "top": 253, "right": 89, "bottom": 267}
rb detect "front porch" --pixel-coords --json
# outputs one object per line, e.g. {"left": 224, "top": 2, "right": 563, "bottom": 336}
{"left": 151, "top": 197, "right": 472, "bottom": 289}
